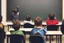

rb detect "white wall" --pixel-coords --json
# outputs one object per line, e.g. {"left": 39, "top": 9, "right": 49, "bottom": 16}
{"left": 63, "top": 0, "right": 64, "bottom": 19}
{"left": 1, "top": 0, "right": 63, "bottom": 25}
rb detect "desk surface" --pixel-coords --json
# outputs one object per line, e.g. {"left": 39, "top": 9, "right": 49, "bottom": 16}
{"left": 6, "top": 22, "right": 62, "bottom": 25}
{"left": 9, "top": 28, "right": 33, "bottom": 31}
{"left": 6, "top": 31, "right": 62, "bottom": 35}
{"left": 7, "top": 28, "right": 62, "bottom": 35}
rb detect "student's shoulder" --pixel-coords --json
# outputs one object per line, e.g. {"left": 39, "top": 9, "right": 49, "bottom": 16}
{"left": 41, "top": 27, "right": 47, "bottom": 31}
{"left": 31, "top": 28, "right": 38, "bottom": 31}
{"left": 0, "top": 23, "right": 4, "bottom": 29}
{"left": 41, "top": 27, "right": 46, "bottom": 29}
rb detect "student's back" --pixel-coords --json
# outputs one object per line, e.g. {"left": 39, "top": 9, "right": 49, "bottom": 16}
{"left": 0, "top": 28, "right": 5, "bottom": 43}
{"left": 61, "top": 20, "right": 64, "bottom": 34}
{"left": 46, "top": 13, "right": 58, "bottom": 25}
{"left": 31, "top": 27, "right": 46, "bottom": 37}
{"left": 31, "top": 16, "right": 46, "bottom": 43}
{"left": 11, "top": 20, "right": 24, "bottom": 36}
{"left": 23, "top": 14, "right": 34, "bottom": 28}
{"left": 0, "top": 16, "right": 5, "bottom": 43}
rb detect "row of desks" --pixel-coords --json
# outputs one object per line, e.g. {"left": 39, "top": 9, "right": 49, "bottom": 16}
{"left": 6, "top": 28, "right": 62, "bottom": 43}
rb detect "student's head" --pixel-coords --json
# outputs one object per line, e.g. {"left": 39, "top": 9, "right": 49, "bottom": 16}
{"left": 13, "top": 8, "right": 17, "bottom": 14}
{"left": 13, "top": 24, "right": 20, "bottom": 31}
{"left": 0, "top": 16, "right": 2, "bottom": 23}
{"left": 34, "top": 16, "right": 42, "bottom": 26}
{"left": 49, "top": 13, "right": 55, "bottom": 20}
{"left": 12, "top": 20, "right": 20, "bottom": 25}
{"left": 12, "top": 20, "right": 20, "bottom": 30}
{"left": 26, "top": 14, "right": 31, "bottom": 21}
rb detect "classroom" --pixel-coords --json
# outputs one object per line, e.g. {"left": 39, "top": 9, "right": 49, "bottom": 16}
{"left": 0, "top": 0, "right": 64, "bottom": 43}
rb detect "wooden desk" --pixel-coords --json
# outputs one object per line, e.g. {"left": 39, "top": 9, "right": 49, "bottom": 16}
{"left": 6, "top": 28, "right": 62, "bottom": 43}
{"left": 7, "top": 22, "right": 62, "bottom": 31}
{"left": 46, "top": 31, "right": 62, "bottom": 43}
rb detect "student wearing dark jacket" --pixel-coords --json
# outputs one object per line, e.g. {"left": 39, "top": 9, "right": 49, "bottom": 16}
{"left": 61, "top": 20, "right": 64, "bottom": 34}
{"left": 0, "top": 16, "right": 5, "bottom": 43}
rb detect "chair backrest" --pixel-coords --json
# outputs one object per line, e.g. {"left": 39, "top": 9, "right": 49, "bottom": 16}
{"left": 47, "top": 25, "right": 58, "bottom": 31}
{"left": 29, "top": 36, "right": 44, "bottom": 43}
{"left": 10, "top": 34, "right": 25, "bottom": 43}
{"left": 0, "top": 28, "right": 5, "bottom": 43}
{"left": 24, "top": 23, "right": 34, "bottom": 28}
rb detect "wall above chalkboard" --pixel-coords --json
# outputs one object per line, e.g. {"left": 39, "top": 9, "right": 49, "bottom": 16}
{"left": 7, "top": 0, "right": 62, "bottom": 21}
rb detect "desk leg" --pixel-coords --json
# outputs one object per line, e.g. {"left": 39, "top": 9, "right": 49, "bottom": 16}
{"left": 57, "top": 36, "right": 59, "bottom": 43}
{"left": 7, "top": 36, "right": 8, "bottom": 43}
{"left": 56, "top": 36, "right": 58, "bottom": 43}
{"left": 7, "top": 35, "right": 9, "bottom": 43}
{"left": 56, "top": 36, "right": 59, "bottom": 43}
{"left": 60, "top": 35, "right": 62, "bottom": 43}
{"left": 49, "top": 36, "right": 51, "bottom": 43}
{"left": 8, "top": 26, "right": 9, "bottom": 31}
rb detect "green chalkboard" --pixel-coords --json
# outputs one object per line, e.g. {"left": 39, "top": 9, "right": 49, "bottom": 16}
{"left": 7, "top": 0, "right": 62, "bottom": 21}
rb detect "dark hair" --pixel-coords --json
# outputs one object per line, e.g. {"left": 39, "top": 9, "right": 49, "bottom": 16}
{"left": 34, "top": 17, "right": 42, "bottom": 26}
{"left": 0, "top": 16, "right": 2, "bottom": 23}
{"left": 12, "top": 9, "right": 17, "bottom": 14}
{"left": 49, "top": 13, "right": 55, "bottom": 20}
{"left": 26, "top": 14, "right": 31, "bottom": 21}
{"left": 12, "top": 24, "right": 20, "bottom": 30}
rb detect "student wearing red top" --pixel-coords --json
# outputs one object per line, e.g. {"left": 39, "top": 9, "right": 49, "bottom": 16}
{"left": 46, "top": 13, "right": 58, "bottom": 25}
{"left": 46, "top": 13, "right": 59, "bottom": 40}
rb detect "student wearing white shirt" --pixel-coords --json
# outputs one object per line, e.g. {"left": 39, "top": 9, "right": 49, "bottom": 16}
{"left": 23, "top": 14, "right": 34, "bottom": 28}
{"left": 23, "top": 14, "right": 33, "bottom": 24}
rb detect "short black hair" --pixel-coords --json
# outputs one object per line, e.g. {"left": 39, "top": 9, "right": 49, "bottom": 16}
{"left": 12, "top": 24, "right": 20, "bottom": 30}
{"left": 49, "top": 13, "right": 55, "bottom": 20}
{"left": 49, "top": 13, "right": 55, "bottom": 17}
{"left": 26, "top": 14, "right": 31, "bottom": 21}
{"left": 0, "top": 16, "right": 2, "bottom": 23}
{"left": 34, "top": 17, "right": 42, "bottom": 26}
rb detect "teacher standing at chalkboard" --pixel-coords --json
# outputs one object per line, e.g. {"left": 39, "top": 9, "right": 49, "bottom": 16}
{"left": 12, "top": 6, "right": 19, "bottom": 21}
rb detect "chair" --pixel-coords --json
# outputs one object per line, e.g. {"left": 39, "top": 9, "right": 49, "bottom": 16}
{"left": 24, "top": 23, "right": 34, "bottom": 28}
{"left": 29, "top": 36, "right": 44, "bottom": 43}
{"left": 46, "top": 25, "right": 59, "bottom": 40}
{"left": 0, "top": 28, "right": 5, "bottom": 43}
{"left": 10, "top": 34, "right": 25, "bottom": 43}
{"left": 47, "top": 25, "right": 59, "bottom": 31}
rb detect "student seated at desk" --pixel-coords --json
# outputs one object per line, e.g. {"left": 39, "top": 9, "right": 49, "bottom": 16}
{"left": 31, "top": 16, "right": 47, "bottom": 43}
{"left": 11, "top": 20, "right": 24, "bottom": 36}
{"left": 0, "top": 16, "right": 4, "bottom": 29}
{"left": 0, "top": 16, "right": 5, "bottom": 43}
{"left": 61, "top": 20, "right": 64, "bottom": 34}
{"left": 46, "top": 13, "right": 59, "bottom": 31}
{"left": 46, "top": 13, "right": 58, "bottom": 26}
{"left": 23, "top": 14, "right": 32, "bottom": 24}
{"left": 46, "top": 13, "right": 59, "bottom": 40}
{"left": 23, "top": 14, "right": 34, "bottom": 28}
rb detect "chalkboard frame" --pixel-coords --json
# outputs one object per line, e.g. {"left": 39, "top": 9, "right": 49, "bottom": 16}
{"left": 6, "top": 0, "right": 63, "bottom": 22}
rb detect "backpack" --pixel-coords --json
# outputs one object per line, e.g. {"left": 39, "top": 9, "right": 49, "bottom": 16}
{"left": 31, "top": 28, "right": 46, "bottom": 37}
